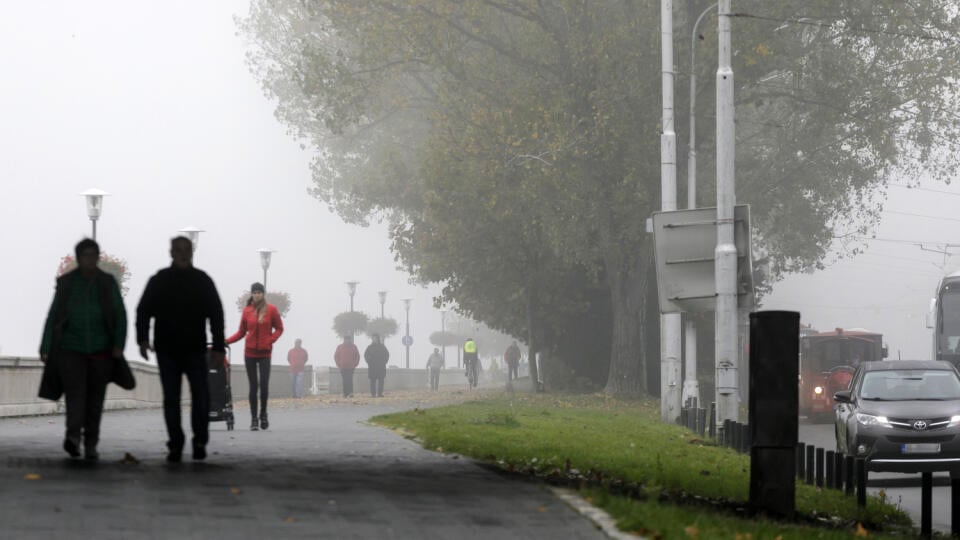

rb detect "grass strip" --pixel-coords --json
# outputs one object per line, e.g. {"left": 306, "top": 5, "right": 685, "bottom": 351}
{"left": 372, "top": 392, "right": 915, "bottom": 538}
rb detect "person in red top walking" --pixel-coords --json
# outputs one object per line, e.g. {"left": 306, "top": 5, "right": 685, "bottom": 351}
{"left": 226, "top": 282, "right": 283, "bottom": 431}
{"left": 287, "top": 339, "right": 309, "bottom": 399}
{"left": 334, "top": 335, "right": 360, "bottom": 398}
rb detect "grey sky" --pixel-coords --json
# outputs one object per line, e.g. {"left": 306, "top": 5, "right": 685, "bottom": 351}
{"left": 1, "top": 0, "right": 445, "bottom": 367}
{"left": 1, "top": 1, "right": 951, "bottom": 367}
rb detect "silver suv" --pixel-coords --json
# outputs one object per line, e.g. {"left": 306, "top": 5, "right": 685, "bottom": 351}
{"left": 834, "top": 360, "right": 960, "bottom": 473}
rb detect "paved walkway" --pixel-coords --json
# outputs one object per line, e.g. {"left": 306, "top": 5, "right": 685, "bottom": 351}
{"left": 0, "top": 389, "right": 611, "bottom": 539}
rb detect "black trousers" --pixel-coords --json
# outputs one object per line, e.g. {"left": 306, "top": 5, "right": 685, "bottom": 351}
{"left": 340, "top": 368, "right": 355, "bottom": 397}
{"left": 369, "top": 375, "right": 384, "bottom": 397}
{"left": 430, "top": 368, "right": 441, "bottom": 390}
{"left": 157, "top": 352, "right": 209, "bottom": 449}
{"left": 58, "top": 350, "right": 111, "bottom": 450}
{"left": 245, "top": 356, "right": 271, "bottom": 418}
{"left": 508, "top": 361, "right": 519, "bottom": 381}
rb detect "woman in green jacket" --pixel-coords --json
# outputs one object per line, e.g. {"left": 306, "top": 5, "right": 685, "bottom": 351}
{"left": 40, "top": 239, "right": 126, "bottom": 461}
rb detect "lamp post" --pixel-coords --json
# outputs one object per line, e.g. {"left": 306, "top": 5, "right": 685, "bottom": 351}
{"left": 346, "top": 281, "right": 359, "bottom": 312}
{"left": 80, "top": 188, "right": 110, "bottom": 241}
{"left": 402, "top": 298, "right": 412, "bottom": 369}
{"left": 378, "top": 290, "right": 387, "bottom": 318}
{"left": 178, "top": 225, "right": 204, "bottom": 253}
{"left": 258, "top": 248, "right": 275, "bottom": 291}
{"left": 681, "top": 2, "right": 716, "bottom": 412}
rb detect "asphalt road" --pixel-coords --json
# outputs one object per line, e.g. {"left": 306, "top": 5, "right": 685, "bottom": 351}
{"left": 0, "top": 390, "right": 612, "bottom": 540}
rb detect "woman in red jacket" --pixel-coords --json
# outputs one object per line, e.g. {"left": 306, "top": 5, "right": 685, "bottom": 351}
{"left": 226, "top": 282, "right": 283, "bottom": 430}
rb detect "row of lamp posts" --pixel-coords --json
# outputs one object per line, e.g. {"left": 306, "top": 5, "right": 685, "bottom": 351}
{"left": 345, "top": 281, "right": 417, "bottom": 369}
{"left": 79, "top": 187, "right": 276, "bottom": 286}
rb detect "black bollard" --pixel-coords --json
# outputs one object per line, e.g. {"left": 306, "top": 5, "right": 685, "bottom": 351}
{"left": 806, "top": 445, "right": 815, "bottom": 485}
{"left": 951, "top": 477, "right": 960, "bottom": 537}
{"left": 921, "top": 472, "right": 932, "bottom": 538}
{"left": 748, "top": 311, "right": 799, "bottom": 519}
{"left": 856, "top": 458, "right": 867, "bottom": 507}
{"left": 816, "top": 447, "right": 825, "bottom": 488}
{"left": 844, "top": 456, "right": 854, "bottom": 496}
{"left": 825, "top": 450, "right": 835, "bottom": 489}
{"left": 833, "top": 452, "right": 844, "bottom": 490}
{"left": 796, "top": 442, "right": 806, "bottom": 479}
{"left": 741, "top": 423, "right": 751, "bottom": 454}
{"left": 697, "top": 408, "right": 707, "bottom": 437}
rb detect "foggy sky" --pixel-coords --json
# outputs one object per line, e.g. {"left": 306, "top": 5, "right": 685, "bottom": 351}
{"left": 0, "top": 0, "right": 446, "bottom": 368}
{"left": 0, "top": 1, "right": 952, "bottom": 368}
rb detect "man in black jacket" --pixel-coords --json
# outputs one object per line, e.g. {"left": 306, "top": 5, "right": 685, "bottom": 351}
{"left": 364, "top": 334, "right": 389, "bottom": 397}
{"left": 136, "top": 236, "right": 225, "bottom": 462}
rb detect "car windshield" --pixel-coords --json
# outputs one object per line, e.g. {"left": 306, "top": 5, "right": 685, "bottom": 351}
{"left": 860, "top": 369, "right": 960, "bottom": 401}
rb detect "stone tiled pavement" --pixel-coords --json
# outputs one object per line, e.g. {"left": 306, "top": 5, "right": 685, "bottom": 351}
{"left": 0, "top": 389, "right": 610, "bottom": 539}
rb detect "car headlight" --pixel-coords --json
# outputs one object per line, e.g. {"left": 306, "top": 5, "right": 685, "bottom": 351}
{"left": 856, "top": 413, "right": 893, "bottom": 428}
{"left": 814, "top": 386, "right": 823, "bottom": 395}
{"left": 947, "top": 416, "right": 960, "bottom": 428}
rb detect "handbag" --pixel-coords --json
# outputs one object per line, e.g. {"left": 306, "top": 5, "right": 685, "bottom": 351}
{"left": 38, "top": 354, "right": 63, "bottom": 401}
{"left": 111, "top": 354, "right": 136, "bottom": 390}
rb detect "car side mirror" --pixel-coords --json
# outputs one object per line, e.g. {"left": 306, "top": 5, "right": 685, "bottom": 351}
{"left": 834, "top": 390, "right": 852, "bottom": 404}
{"left": 927, "top": 298, "right": 937, "bottom": 329}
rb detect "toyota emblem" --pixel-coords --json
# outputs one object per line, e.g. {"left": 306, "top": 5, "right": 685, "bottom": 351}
{"left": 913, "top": 420, "right": 928, "bottom": 431}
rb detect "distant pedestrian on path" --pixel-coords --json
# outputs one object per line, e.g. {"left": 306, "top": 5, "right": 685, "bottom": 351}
{"left": 226, "top": 282, "right": 283, "bottom": 431}
{"left": 287, "top": 339, "right": 309, "bottom": 398}
{"left": 426, "top": 348, "right": 444, "bottom": 391}
{"left": 334, "top": 335, "right": 360, "bottom": 397}
{"left": 364, "top": 334, "right": 389, "bottom": 397}
{"left": 463, "top": 338, "right": 479, "bottom": 388}
{"left": 136, "top": 236, "right": 225, "bottom": 463}
{"left": 504, "top": 341, "right": 521, "bottom": 382}
{"left": 40, "top": 238, "right": 127, "bottom": 461}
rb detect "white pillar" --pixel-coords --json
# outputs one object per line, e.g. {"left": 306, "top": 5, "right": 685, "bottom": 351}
{"left": 660, "top": 0, "right": 682, "bottom": 423}
{"left": 715, "top": 0, "right": 739, "bottom": 428}
{"left": 682, "top": 318, "right": 700, "bottom": 407}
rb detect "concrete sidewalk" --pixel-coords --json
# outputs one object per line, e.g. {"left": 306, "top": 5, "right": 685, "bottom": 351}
{"left": 0, "top": 390, "right": 611, "bottom": 539}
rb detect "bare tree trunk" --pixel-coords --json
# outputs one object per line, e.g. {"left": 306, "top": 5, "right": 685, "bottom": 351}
{"left": 603, "top": 238, "right": 650, "bottom": 396}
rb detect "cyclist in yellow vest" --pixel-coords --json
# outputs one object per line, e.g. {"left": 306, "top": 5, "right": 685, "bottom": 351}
{"left": 463, "top": 338, "right": 479, "bottom": 388}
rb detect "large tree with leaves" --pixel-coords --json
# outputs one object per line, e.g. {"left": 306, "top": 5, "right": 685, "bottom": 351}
{"left": 241, "top": 0, "right": 960, "bottom": 396}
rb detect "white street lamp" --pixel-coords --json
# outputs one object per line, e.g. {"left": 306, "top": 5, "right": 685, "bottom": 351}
{"left": 378, "top": 290, "right": 388, "bottom": 318}
{"left": 258, "top": 248, "right": 275, "bottom": 291}
{"left": 80, "top": 188, "right": 110, "bottom": 241}
{"left": 178, "top": 225, "right": 204, "bottom": 252}
{"left": 346, "top": 281, "right": 359, "bottom": 312}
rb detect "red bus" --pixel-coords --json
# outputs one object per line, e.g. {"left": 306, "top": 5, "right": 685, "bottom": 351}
{"left": 799, "top": 327, "right": 887, "bottom": 422}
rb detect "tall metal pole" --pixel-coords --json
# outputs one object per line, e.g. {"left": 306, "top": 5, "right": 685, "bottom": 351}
{"left": 91, "top": 220, "right": 97, "bottom": 241}
{"left": 263, "top": 269, "right": 268, "bottom": 292}
{"left": 403, "top": 299, "right": 411, "bottom": 369}
{"left": 715, "top": 0, "right": 739, "bottom": 429}
{"left": 682, "top": 2, "right": 715, "bottom": 410}
{"left": 660, "top": 0, "right": 682, "bottom": 423}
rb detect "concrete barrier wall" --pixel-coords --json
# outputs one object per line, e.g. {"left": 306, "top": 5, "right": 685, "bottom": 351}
{"left": 0, "top": 356, "right": 521, "bottom": 418}
{"left": 0, "top": 356, "right": 165, "bottom": 417}
{"left": 0, "top": 356, "right": 330, "bottom": 418}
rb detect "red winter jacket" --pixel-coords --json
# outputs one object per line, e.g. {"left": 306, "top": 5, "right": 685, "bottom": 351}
{"left": 226, "top": 303, "right": 283, "bottom": 358}
{"left": 334, "top": 343, "right": 360, "bottom": 370}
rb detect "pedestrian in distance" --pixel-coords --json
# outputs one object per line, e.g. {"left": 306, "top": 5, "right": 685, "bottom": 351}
{"left": 426, "top": 347, "right": 444, "bottom": 391}
{"left": 334, "top": 335, "right": 360, "bottom": 397}
{"left": 463, "top": 338, "right": 479, "bottom": 388}
{"left": 136, "top": 236, "right": 225, "bottom": 463}
{"left": 364, "top": 334, "right": 389, "bottom": 397}
{"left": 504, "top": 341, "right": 521, "bottom": 382}
{"left": 287, "top": 338, "right": 309, "bottom": 399}
{"left": 40, "top": 238, "right": 127, "bottom": 461}
{"left": 226, "top": 282, "right": 283, "bottom": 431}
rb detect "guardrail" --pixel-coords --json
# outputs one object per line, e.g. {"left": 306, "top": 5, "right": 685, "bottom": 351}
{"left": 679, "top": 406, "right": 957, "bottom": 539}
